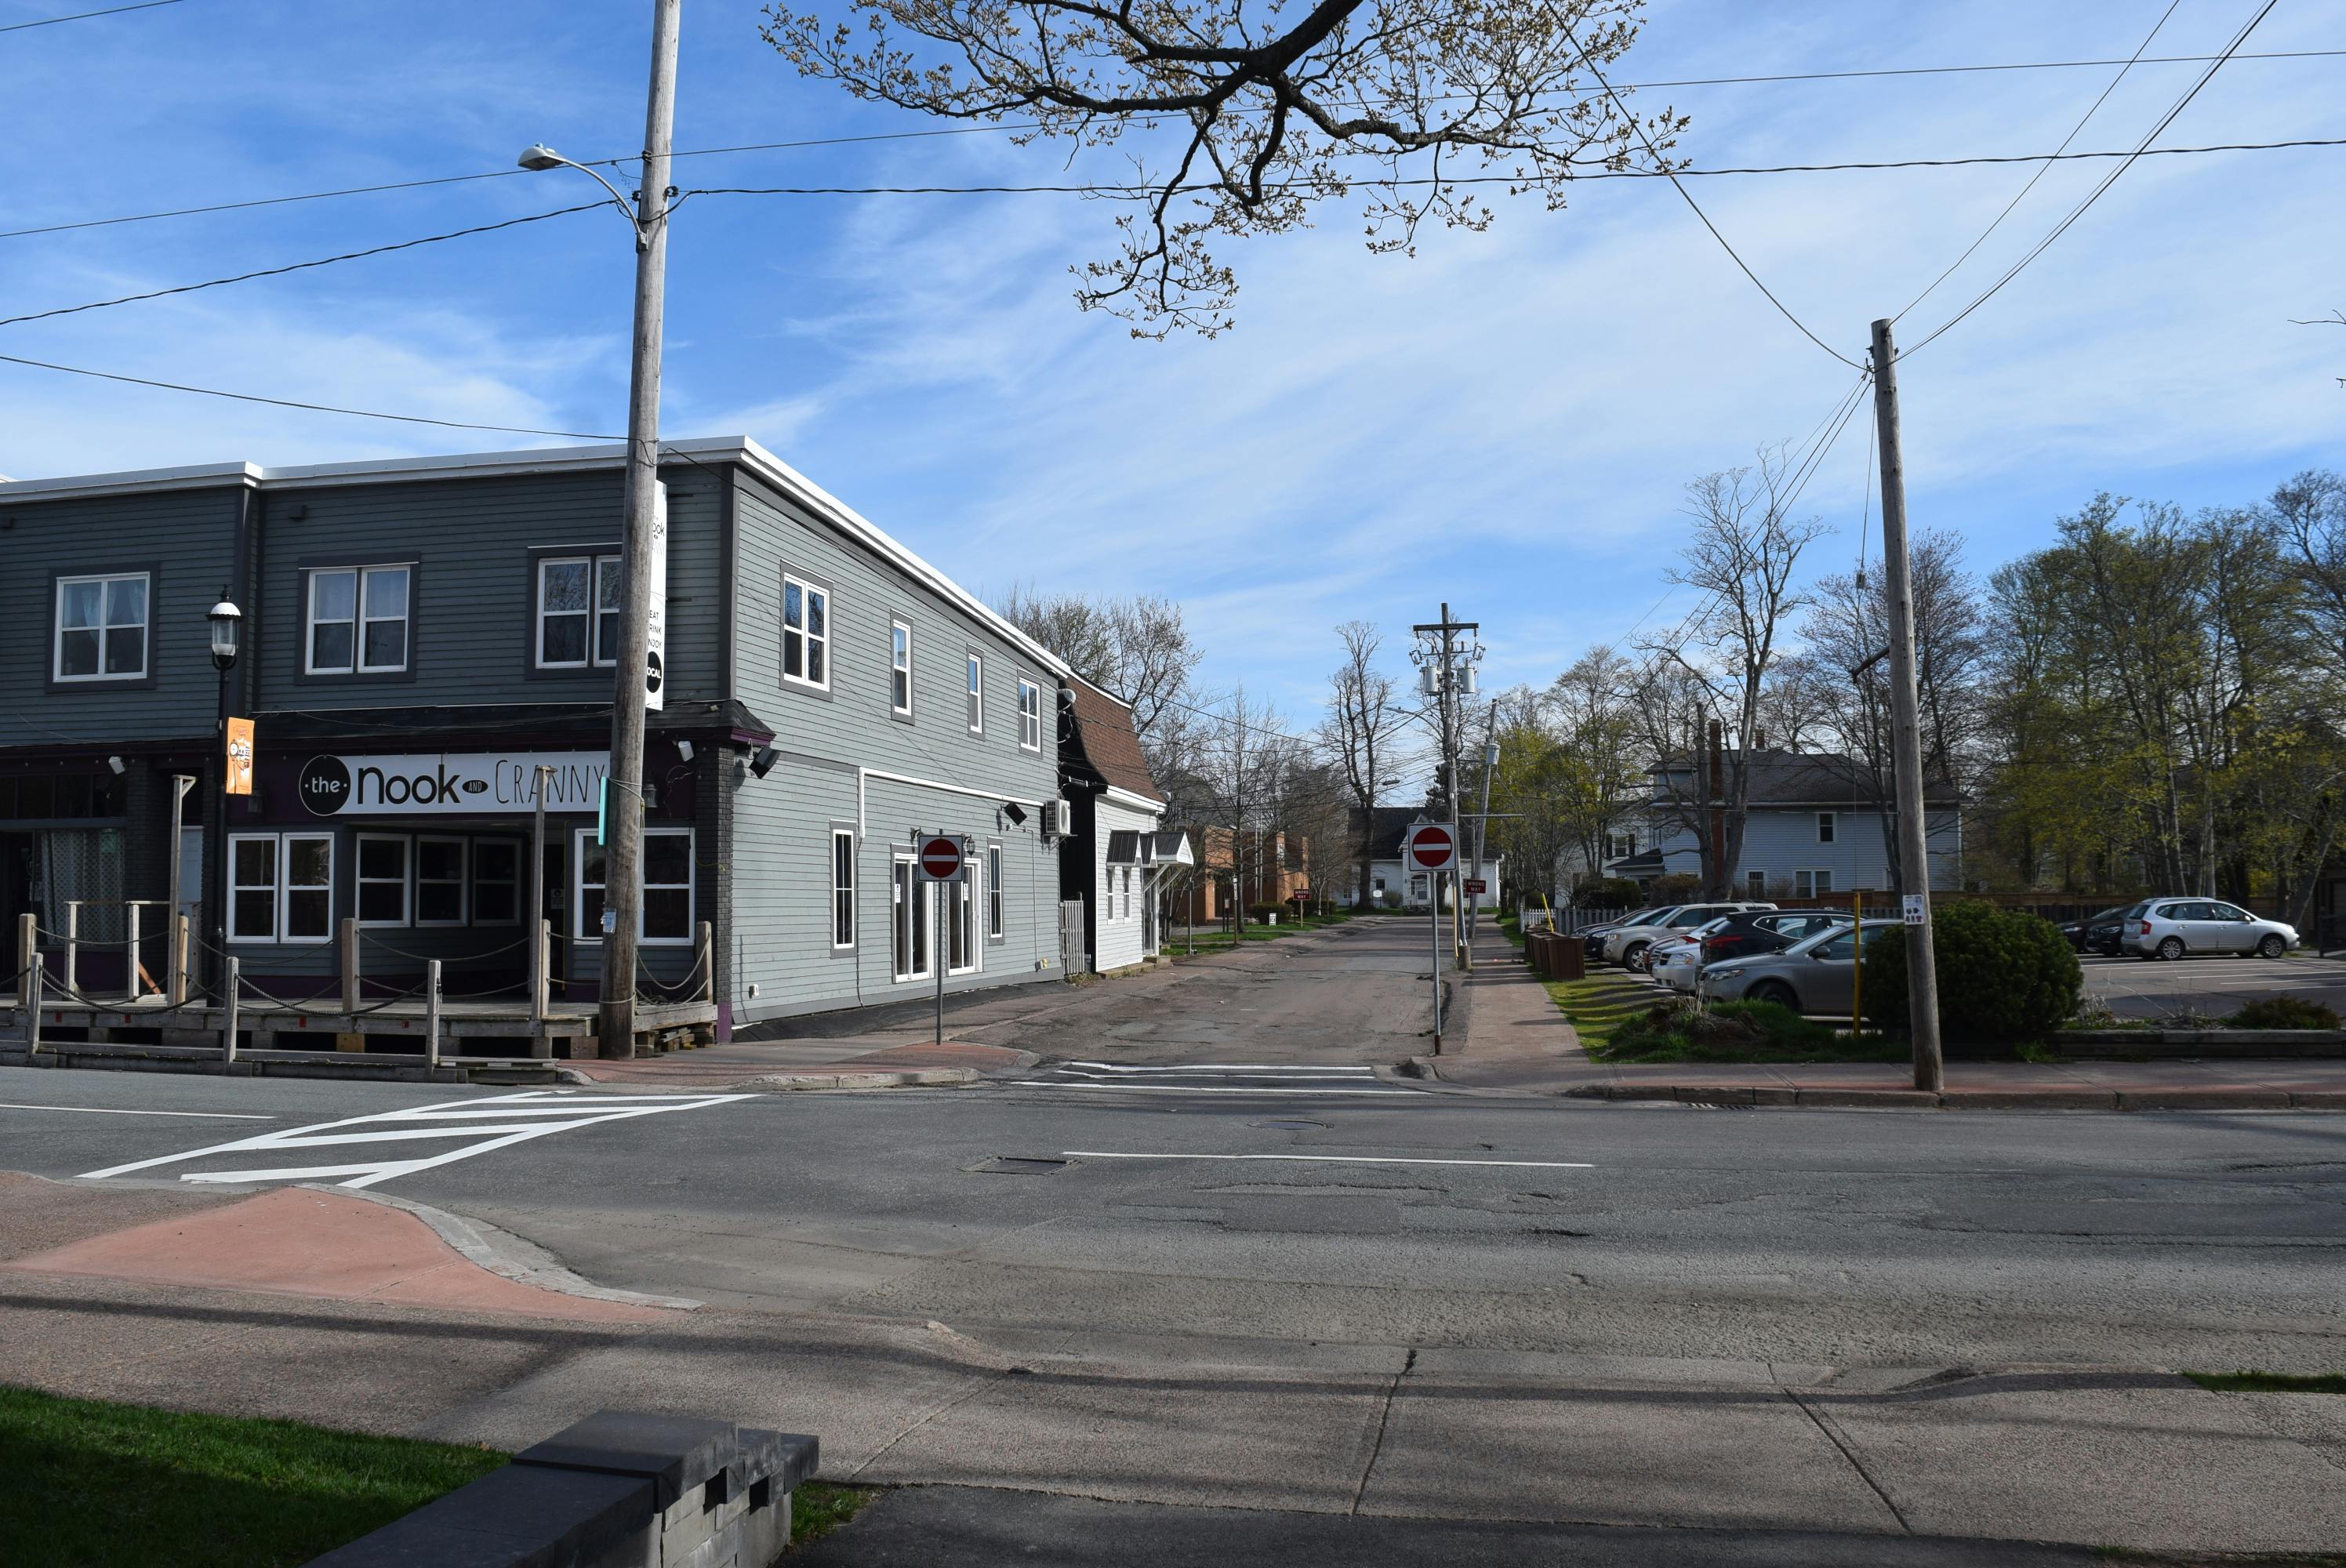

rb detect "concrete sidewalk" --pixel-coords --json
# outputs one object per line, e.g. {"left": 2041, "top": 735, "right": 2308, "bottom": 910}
{"left": 5, "top": 1170, "right": 2344, "bottom": 1560}
{"left": 559, "top": 1040, "right": 1033, "bottom": 1091}
{"left": 1430, "top": 949, "right": 2346, "bottom": 1109}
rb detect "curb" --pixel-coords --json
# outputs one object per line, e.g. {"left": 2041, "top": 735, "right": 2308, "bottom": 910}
{"left": 1565, "top": 1084, "right": 2344, "bottom": 1111}
{"left": 555, "top": 1065, "right": 980, "bottom": 1092}
{"left": 323, "top": 1185, "right": 704, "bottom": 1311}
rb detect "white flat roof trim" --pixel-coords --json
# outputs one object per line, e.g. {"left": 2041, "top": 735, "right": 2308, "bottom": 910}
{"left": 1102, "top": 784, "right": 1168, "bottom": 815}
{"left": 0, "top": 437, "right": 1071, "bottom": 681}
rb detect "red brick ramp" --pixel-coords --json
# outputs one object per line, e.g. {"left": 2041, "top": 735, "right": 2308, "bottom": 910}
{"left": 3, "top": 1183, "right": 673, "bottom": 1323}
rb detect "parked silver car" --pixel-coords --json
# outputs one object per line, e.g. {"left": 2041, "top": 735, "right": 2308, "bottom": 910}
{"left": 2119, "top": 898, "right": 2298, "bottom": 960}
{"left": 1603, "top": 902, "right": 1778, "bottom": 971}
{"left": 1650, "top": 918, "right": 1732, "bottom": 993}
{"left": 1701, "top": 924, "right": 1860, "bottom": 1016}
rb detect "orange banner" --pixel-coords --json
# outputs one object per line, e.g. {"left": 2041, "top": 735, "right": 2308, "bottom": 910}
{"left": 224, "top": 717, "right": 255, "bottom": 797}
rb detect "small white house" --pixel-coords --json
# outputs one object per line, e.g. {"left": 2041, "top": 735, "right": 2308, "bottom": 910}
{"left": 1353, "top": 805, "right": 1502, "bottom": 911}
{"left": 1059, "top": 677, "right": 1177, "bottom": 970}
{"left": 1608, "top": 749, "right": 1960, "bottom": 895}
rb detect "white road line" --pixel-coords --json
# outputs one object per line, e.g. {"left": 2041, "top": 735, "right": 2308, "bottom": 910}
{"left": 0, "top": 1102, "right": 275, "bottom": 1120}
{"left": 76, "top": 1089, "right": 753, "bottom": 1190}
{"left": 1012, "top": 1082, "right": 1418, "bottom": 1095}
{"left": 1062, "top": 1150, "right": 1593, "bottom": 1169}
{"left": 1058, "top": 1062, "right": 1378, "bottom": 1075}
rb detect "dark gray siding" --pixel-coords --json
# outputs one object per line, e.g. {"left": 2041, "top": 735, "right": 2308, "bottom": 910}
{"left": 0, "top": 483, "right": 244, "bottom": 747}
{"left": 252, "top": 466, "right": 723, "bottom": 713}
{"left": 725, "top": 468, "right": 1063, "bottom": 1022}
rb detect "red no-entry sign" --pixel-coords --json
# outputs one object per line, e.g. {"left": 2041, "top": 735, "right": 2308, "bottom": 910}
{"left": 919, "top": 835, "right": 964, "bottom": 880}
{"left": 1405, "top": 822, "right": 1457, "bottom": 873}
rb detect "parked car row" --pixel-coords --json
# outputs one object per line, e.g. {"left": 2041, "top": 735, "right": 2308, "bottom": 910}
{"left": 2057, "top": 898, "right": 2298, "bottom": 960}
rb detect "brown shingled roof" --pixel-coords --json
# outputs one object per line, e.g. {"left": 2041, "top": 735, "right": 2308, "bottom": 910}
{"left": 1064, "top": 676, "right": 1164, "bottom": 805}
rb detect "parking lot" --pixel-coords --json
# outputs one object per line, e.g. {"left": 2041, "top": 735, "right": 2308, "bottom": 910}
{"left": 1602, "top": 942, "right": 2346, "bottom": 1022}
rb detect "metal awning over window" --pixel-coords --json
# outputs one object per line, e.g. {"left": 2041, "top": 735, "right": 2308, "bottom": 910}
{"left": 1105, "top": 829, "right": 1143, "bottom": 865}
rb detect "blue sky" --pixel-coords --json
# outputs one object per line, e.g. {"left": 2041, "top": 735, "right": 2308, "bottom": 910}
{"left": 3, "top": 0, "right": 2341, "bottom": 734}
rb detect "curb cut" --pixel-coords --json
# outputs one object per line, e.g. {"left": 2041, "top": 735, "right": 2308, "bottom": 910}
{"left": 554, "top": 1065, "right": 982, "bottom": 1092}
{"left": 1565, "top": 1084, "right": 2343, "bottom": 1111}
{"left": 327, "top": 1185, "right": 704, "bottom": 1311}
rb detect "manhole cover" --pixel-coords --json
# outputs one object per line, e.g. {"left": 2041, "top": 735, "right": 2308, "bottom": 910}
{"left": 1251, "top": 1118, "right": 1329, "bottom": 1131}
{"left": 964, "top": 1156, "right": 1071, "bottom": 1174}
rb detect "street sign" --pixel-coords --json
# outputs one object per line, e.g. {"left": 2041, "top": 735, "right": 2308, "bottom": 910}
{"left": 1465, "top": 877, "right": 1487, "bottom": 895}
{"left": 919, "top": 835, "right": 965, "bottom": 881}
{"left": 1901, "top": 894, "right": 1927, "bottom": 927}
{"left": 1405, "top": 822, "right": 1457, "bottom": 873}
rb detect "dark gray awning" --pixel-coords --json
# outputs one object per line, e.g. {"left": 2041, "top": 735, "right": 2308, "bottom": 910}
{"left": 1105, "top": 829, "right": 1142, "bottom": 865}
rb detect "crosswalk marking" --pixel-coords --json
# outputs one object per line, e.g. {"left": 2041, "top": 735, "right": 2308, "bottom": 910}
{"left": 77, "top": 1089, "right": 753, "bottom": 1191}
{"left": 1014, "top": 1063, "right": 1422, "bottom": 1097}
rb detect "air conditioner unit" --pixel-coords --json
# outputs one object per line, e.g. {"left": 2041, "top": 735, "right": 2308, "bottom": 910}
{"left": 1045, "top": 799, "right": 1073, "bottom": 838}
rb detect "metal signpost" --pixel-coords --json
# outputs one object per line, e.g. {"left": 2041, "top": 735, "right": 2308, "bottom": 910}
{"left": 918, "top": 833, "right": 967, "bottom": 1048}
{"left": 1406, "top": 821, "right": 1458, "bottom": 1051}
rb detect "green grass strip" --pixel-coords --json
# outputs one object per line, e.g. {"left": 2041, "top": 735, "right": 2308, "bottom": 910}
{"left": 2186, "top": 1370, "right": 2346, "bottom": 1394}
{"left": 792, "top": 1480, "right": 877, "bottom": 1547}
{"left": 0, "top": 1385, "right": 507, "bottom": 1568}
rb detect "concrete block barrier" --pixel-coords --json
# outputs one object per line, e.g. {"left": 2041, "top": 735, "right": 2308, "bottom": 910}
{"left": 306, "top": 1410, "right": 819, "bottom": 1568}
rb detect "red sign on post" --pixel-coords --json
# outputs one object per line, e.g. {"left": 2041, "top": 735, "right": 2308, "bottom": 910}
{"left": 1465, "top": 878, "right": 1487, "bottom": 895}
{"left": 919, "top": 835, "right": 964, "bottom": 880}
{"left": 1405, "top": 823, "right": 1457, "bottom": 873}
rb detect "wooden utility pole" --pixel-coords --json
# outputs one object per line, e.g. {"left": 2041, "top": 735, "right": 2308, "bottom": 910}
{"left": 1868, "top": 318, "right": 1944, "bottom": 1091}
{"left": 598, "top": 0, "right": 681, "bottom": 1062}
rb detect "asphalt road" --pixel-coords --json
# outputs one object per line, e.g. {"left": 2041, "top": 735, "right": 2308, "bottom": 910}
{"left": 7, "top": 1058, "right": 2343, "bottom": 1374}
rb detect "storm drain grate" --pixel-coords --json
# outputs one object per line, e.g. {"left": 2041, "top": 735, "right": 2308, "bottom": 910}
{"left": 965, "top": 1156, "right": 1073, "bottom": 1174}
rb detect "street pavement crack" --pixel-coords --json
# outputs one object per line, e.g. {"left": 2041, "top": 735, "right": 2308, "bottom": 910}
{"left": 1349, "top": 1345, "right": 1416, "bottom": 1515}
{"left": 1788, "top": 1388, "right": 1912, "bottom": 1533}
{"left": 849, "top": 1362, "right": 1033, "bottom": 1482}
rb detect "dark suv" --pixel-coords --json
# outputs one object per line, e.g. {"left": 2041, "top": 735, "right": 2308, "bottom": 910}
{"left": 1698, "top": 909, "right": 1851, "bottom": 967}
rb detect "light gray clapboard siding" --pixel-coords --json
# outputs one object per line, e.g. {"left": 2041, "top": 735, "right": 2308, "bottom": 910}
{"left": 252, "top": 467, "right": 722, "bottom": 712}
{"left": 724, "top": 468, "right": 1062, "bottom": 1021}
{"left": 1091, "top": 797, "right": 1158, "bottom": 971}
{"left": 1, "top": 484, "right": 243, "bottom": 746}
{"left": 1646, "top": 808, "right": 1963, "bottom": 891}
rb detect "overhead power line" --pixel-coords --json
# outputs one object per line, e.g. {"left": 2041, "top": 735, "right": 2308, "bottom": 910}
{"left": 1892, "top": 0, "right": 2183, "bottom": 325}
{"left": 9, "top": 42, "right": 2342, "bottom": 242}
{"left": 0, "top": 0, "right": 179, "bottom": 33}
{"left": 0, "top": 347, "right": 618, "bottom": 439}
{"left": 1901, "top": 0, "right": 2282, "bottom": 357}
{"left": 0, "top": 201, "right": 605, "bottom": 331}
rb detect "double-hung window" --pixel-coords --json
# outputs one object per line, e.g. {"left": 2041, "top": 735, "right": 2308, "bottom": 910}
{"left": 307, "top": 565, "right": 410, "bottom": 674}
{"left": 416, "top": 837, "right": 467, "bottom": 926}
{"left": 574, "top": 826, "right": 695, "bottom": 944}
{"left": 1017, "top": 679, "right": 1043, "bottom": 751}
{"left": 986, "top": 844, "right": 1004, "bottom": 940}
{"left": 228, "top": 832, "right": 332, "bottom": 944}
{"left": 53, "top": 572, "right": 149, "bottom": 681}
{"left": 536, "top": 554, "right": 620, "bottom": 668}
{"left": 965, "top": 653, "right": 984, "bottom": 734}
{"left": 890, "top": 620, "right": 913, "bottom": 715}
{"left": 1795, "top": 869, "right": 1834, "bottom": 898}
{"left": 1817, "top": 812, "right": 1836, "bottom": 844}
{"left": 783, "top": 575, "right": 830, "bottom": 688}
{"left": 357, "top": 834, "right": 411, "bottom": 926}
{"left": 471, "top": 840, "right": 520, "bottom": 924}
{"left": 830, "top": 829, "right": 856, "bottom": 951}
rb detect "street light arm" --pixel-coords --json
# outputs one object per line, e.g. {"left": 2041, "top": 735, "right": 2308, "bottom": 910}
{"left": 522, "top": 149, "right": 645, "bottom": 234}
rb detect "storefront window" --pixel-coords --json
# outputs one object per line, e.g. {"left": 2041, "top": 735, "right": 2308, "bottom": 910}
{"left": 358, "top": 835, "right": 410, "bottom": 926}
{"left": 416, "top": 837, "right": 467, "bottom": 925}
{"left": 472, "top": 841, "right": 519, "bottom": 925}
{"left": 572, "top": 829, "right": 692, "bottom": 944}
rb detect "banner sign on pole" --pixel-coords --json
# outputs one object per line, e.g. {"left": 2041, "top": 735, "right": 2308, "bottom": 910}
{"left": 644, "top": 481, "right": 669, "bottom": 712}
{"left": 223, "top": 717, "right": 256, "bottom": 797}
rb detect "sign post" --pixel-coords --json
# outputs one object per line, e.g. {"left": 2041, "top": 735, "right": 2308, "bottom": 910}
{"left": 1405, "top": 821, "right": 1458, "bottom": 1052}
{"left": 919, "top": 833, "right": 966, "bottom": 1047}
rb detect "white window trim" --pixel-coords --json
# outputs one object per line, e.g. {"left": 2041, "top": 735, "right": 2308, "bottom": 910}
{"left": 783, "top": 573, "right": 831, "bottom": 691}
{"left": 356, "top": 833, "right": 412, "bottom": 927}
{"left": 415, "top": 835, "right": 468, "bottom": 927}
{"left": 890, "top": 619, "right": 913, "bottom": 716}
{"left": 228, "top": 832, "right": 281, "bottom": 944}
{"left": 534, "top": 554, "right": 621, "bottom": 670}
{"left": 966, "top": 652, "right": 984, "bottom": 735}
{"left": 830, "top": 828, "right": 857, "bottom": 952}
{"left": 1745, "top": 870, "right": 1767, "bottom": 897}
{"left": 305, "top": 564, "right": 412, "bottom": 677}
{"left": 1018, "top": 678, "right": 1043, "bottom": 752}
{"left": 1795, "top": 869, "right": 1834, "bottom": 897}
{"left": 890, "top": 853, "right": 932, "bottom": 982}
{"left": 571, "top": 826, "right": 696, "bottom": 946}
{"left": 470, "top": 837, "right": 521, "bottom": 927}
{"left": 1817, "top": 811, "right": 1836, "bottom": 844}
{"left": 52, "top": 571, "right": 151, "bottom": 683}
{"left": 281, "top": 832, "right": 335, "bottom": 944}
{"left": 986, "top": 843, "right": 1005, "bottom": 941}
{"left": 948, "top": 870, "right": 980, "bottom": 975}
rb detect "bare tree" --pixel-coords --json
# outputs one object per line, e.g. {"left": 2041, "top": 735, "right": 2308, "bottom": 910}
{"left": 763, "top": 0, "right": 1680, "bottom": 335}
{"left": 1643, "top": 447, "right": 1831, "bottom": 896}
{"left": 1320, "top": 621, "right": 1414, "bottom": 907}
{"left": 997, "top": 586, "right": 1204, "bottom": 774}
{"left": 1191, "top": 685, "right": 1295, "bottom": 922}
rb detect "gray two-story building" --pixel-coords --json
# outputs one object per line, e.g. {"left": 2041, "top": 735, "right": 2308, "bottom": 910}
{"left": 2, "top": 437, "right": 1073, "bottom": 1049}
